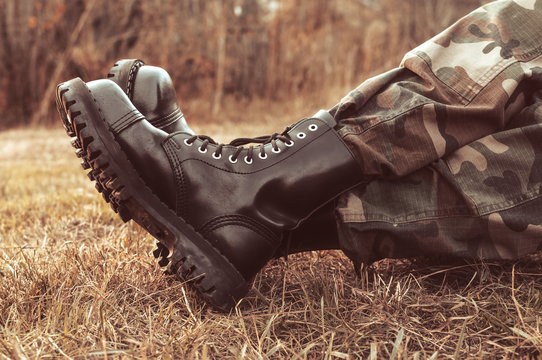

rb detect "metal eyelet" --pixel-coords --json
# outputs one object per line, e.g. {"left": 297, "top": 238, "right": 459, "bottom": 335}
{"left": 244, "top": 156, "right": 253, "bottom": 165}
{"left": 212, "top": 152, "right": 222, "bottom": 160}
{"left": 285, "top": 140, "right": 294, "bottom": 147}
{"left": 259, "top": 153, "right": 268, "bottom": 160}
{"left": 184, "top": 139, "right": 193, "bottom": 146}
{"left": 198, "top": 146, "right": 207, "bottom": 154}
{"left": 272, "top": 147, "right": 281, "bottom": 154}
{"left": 297, "top": 132, "right": 306, "bottom": 139}
{"left": 309, "top": 124, "right": 318, "bottom": 131}
{"left": 229, "top": 155, "right": 238, "bottom": 164}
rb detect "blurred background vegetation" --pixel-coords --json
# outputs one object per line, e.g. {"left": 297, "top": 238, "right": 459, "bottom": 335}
{"left": 0, "top": 0, "right": 490, "bottom": 129}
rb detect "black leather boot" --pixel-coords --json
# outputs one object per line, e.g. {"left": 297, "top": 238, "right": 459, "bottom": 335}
{"left": 56, "top": 78, "right": 364, "bottom": 311}
{"left": 56, "top": 60, "right": 196, "bottom": 212}
{"left": 107, "top": 59, "right": 193, "bottom": 134}
{"left": 107, "top": 60, "right": 341, "bottom": 259}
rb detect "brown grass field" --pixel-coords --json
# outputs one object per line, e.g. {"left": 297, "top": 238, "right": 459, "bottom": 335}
{"left": 1, "top": 126, "right": 542, "bottom": 359}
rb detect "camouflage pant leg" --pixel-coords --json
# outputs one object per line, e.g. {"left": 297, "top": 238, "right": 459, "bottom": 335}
{"left": 332, "top": 0, "right": 542, "bottom": 265}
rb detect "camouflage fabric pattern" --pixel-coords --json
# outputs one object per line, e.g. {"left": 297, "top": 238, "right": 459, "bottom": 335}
{"left": 330, "top": 0, "right": 542, "bottom": 265}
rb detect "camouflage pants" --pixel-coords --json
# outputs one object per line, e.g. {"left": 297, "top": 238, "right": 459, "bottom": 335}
{"left": 332, "top": 0, "right": 542, "bottom": 265}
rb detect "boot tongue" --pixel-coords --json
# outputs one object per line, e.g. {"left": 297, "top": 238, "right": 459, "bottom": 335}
{"left": 311, "top": 109, "right": 336, "bottom": 127}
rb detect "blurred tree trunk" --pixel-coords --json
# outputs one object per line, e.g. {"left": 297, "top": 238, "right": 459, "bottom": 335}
{"left": 265, "top": 14, "right": 280, "bottom": 99}
{"left": 31, "top": 0, "right": 97, "bottom": 125}
{"left": 213, "top": 0, "right": 227, "bottom": 114}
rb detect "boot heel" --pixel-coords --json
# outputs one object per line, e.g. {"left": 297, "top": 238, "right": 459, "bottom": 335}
{"left": 106, "top": 59, "right": 145, "bottom": 100}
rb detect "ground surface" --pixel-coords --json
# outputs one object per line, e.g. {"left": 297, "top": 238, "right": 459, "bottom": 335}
{"left": 1, "top": 127, "right": 542, "bottom": 359}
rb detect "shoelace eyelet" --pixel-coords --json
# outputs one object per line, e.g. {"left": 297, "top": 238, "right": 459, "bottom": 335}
{"left": 198, "top": 146, "right": 207, "bottom": 154}
{"left": 229, "top": 155, "right": 238, "bottom": 164}
{"left": 259, "top": 153, "right": 268, "bottom": 160}
{"left": 309, "top": 124, "right": 318, "bottom": 131}
{"left": 244, "top": 156, "right": 253, "bottom": 165}
{"left": 272, "top": 147, "right": 281, "bottom": 154}
{"left": 212, "top": 152, "right": 222, "bottom": 160}
{"left": 184, "top": 139, "right": 193, "bottom": 146}
{"left": 285, "top": 140, "right": 294, "bottom": 147}
{"left": 297, "top": 132, "right": 306, "bottom": 139}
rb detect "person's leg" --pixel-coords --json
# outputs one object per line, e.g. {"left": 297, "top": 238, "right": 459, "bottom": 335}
{"left": 337, "top": 103, "right": 542, "bottom": 267}
{"left": 56, "top": 0, "right": 542, "bottom": 310}
{"left": 332, "top": 0, "right": 542, "bottom": 266}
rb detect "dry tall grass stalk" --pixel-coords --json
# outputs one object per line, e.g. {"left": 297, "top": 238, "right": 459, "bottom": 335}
{"left": 1, "top": 127, "right": 541, "bottom": 359}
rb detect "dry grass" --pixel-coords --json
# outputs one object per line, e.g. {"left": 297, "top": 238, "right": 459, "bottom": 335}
{"left": 1, "top": 127, "right": 542, "bottom": 359}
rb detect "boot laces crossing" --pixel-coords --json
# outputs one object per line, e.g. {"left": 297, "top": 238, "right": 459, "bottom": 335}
{"left": 185, "top": 125, "right": 295, "bottom": 163}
